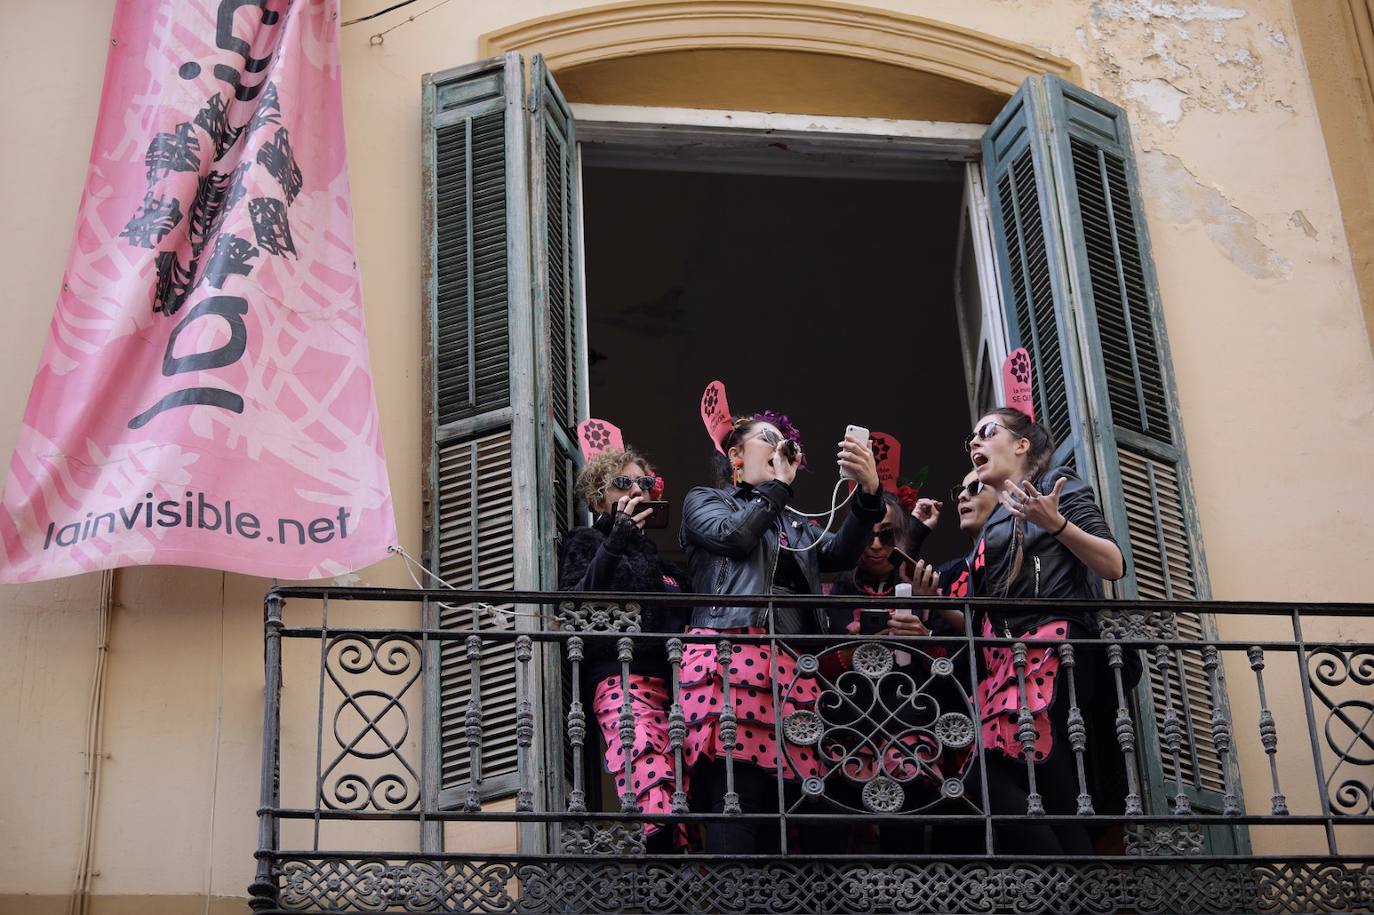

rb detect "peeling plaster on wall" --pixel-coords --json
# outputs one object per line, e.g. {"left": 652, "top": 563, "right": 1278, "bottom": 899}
{"left": 1085, "top": 0, "right": 1297, "bottom": 140}
{"left": 1140, "top": 149, "right": 1292, "bottom": 279}
{"left": 1289, "top": 210, "right": 1318, "bottom": 240}
{"left": 1124, "top": 77, "right": 1188, "bottom": 125}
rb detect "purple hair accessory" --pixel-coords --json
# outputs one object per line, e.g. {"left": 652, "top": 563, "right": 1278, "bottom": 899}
{"left": 752, "top": 410, "right": 808, "bottom": 470}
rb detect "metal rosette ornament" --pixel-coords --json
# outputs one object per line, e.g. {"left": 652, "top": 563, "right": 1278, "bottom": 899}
{"left": 778, "top": 638, "right": 979, "bottom": 814}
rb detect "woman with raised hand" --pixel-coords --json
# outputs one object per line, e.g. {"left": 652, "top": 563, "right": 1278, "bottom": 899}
{"left": 679, "top": 384, "right": 884, "bottom": 854}
{"left": 558, "top": 422, "right": 689, "bottom": 851}
{"left": 964, "top": 406, "right": 1125, "bottom": 855}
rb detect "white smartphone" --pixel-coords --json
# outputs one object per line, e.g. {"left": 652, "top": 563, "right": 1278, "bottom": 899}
{"left": 841, "top": 424, "right": 870, "bottom": 479}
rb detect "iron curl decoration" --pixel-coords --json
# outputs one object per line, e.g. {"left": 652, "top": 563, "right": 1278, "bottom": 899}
{"left": 319, "top": 633, "right": 422, "bottom": 812}
{"left": 557, "top": 599, "right": 642, "bottom": 633}
{"left": 1308, "top": 648, "right": 1374, "bottom": 817}
{"left": 778, "top": 638, "right": 977, "bottom": 813}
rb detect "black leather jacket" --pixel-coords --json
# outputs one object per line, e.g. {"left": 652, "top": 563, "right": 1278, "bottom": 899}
{"left": 680, "top": 480, "right": 887, "bottom": 630}
{"left": 968, "top": 466, "right": 1123, "bottom": 636}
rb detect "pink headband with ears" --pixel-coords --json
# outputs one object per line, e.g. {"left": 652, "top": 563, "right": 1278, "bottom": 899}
{"left": 699, "top": 380, "right": 734, "bottom": 454}
{"left": 578, "top": 418, "right": 666, "bottom": 499}
{"left": 577, "top": 418, "right": 624, "bottom": 460}
{"left": 1002, "top": 347, "right": 1035, "bottom": 420}
{"left": 869, "top": 431, "right": 902, "bottom": 494}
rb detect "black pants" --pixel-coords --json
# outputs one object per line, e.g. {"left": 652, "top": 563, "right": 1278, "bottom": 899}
{"left": 693, "top": 761, "right": 839, "bottom": 855}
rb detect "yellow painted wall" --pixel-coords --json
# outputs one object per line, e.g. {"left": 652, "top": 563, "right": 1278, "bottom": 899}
{"left": 1, "top": 0, "right": 1371, "bottom": 909}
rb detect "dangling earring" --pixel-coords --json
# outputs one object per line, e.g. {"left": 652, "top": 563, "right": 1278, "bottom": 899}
{"left": 731, "top": 457, "right": 744, "bottom": 486}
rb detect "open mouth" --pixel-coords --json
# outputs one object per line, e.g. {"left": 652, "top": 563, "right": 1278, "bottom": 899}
{"left": 971, "top": 452, "right": 989, "bottom": 468}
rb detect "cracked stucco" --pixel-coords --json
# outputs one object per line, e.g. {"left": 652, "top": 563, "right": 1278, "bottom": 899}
{"left": 1085, "top": 0, "right": 1296, "bottom": 132}
{"left": 1139, "top": 149, "right": 1291, "bottom": 279}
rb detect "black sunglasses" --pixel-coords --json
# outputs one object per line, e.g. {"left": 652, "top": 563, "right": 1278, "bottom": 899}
{"left": 950, "top": 480, "right": 987, "bottom": 504}
{"left": 608, "top": 475, "right": 656, "bottom": 493}
{"left": 869, "top": 527, "right": 897, "bottom": 546}
{"left": 964, "top": 420, "right": 1012, "bottom": 453}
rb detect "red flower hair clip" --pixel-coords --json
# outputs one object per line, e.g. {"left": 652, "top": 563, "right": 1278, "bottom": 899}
{"left": 896, "top": 484, "right": 919, "bottom": 514}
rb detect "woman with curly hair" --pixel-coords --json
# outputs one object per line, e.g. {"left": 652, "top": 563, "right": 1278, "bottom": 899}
{"left": 557, "top": 440, "right": 689, "bottom": 850}
{"left": 679, "top": 396, "right": 885, "bottom": 855}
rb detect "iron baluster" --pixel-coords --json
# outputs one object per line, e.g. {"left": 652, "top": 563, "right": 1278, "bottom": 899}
{"left": 1248, "top": 645, "right": 1289, "bottom": 815}
{"left": 1058, "top": 642, "right": 1095, "bottom": 815}
{"left": 1011, "top": 640, "right": 1043, "bottom": 815}
{"left": 249, "top": 593, "right": 284, "bottom": 913}
{"left": 464, "top": 633, "right": 482, "bottom": 812}
{"left": 1201, "top": 644, "right": 1240, "bottom": 816}
{"left": 565, "top": 635, "right": 586, "bottom": 814}
{"left": 1154, "top": 643, "right": 1193, "bottom": 815}
{"left": 718, "top": 638, "right": 741, "bottom": 815}
{"left": 667, "top": 636, "right": 689, "bottom": 815}
{"left": 1107, "top": 642, "right": 1144, "bottom": 816}
{"left": 515, "top": 634, "right": 534, "bottom": 812}
{"left": 617, "top": 636, "right": 640, "bottom": 815}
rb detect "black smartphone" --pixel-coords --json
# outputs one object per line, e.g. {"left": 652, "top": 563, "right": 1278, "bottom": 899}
{"left": 636, "top": 500, "right": 670, "bottom": 530}
{"left": 778, "top": 439, "right": 799, "bottom": 462}
{"left": 889, "top": 545, "right": 918, "bottom": 572}
{"left": 858, "top": 609, "right": 890, "bottom": 635}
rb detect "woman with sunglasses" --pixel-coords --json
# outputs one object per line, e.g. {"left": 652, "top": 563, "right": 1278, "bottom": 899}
{"left": 679, "top": 413, "right": 884, "bottom": 854}
{"left": 963, "top": 407, "right": 1125, "bottom": 855}
{"left": 558, "top": 448, "right": 689, "bottom": 850}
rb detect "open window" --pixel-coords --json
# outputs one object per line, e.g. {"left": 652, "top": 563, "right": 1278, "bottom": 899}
{"left": 421, "top": 54, "right": 1243, "bottom": 852}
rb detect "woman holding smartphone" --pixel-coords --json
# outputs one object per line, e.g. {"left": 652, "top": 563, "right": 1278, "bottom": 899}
{"left": 558, "top": 447, "right": 688, "bottom": 850}
{"left": 679, "top": 412, "right": 884, "bottom": 854}
{"left": 964, "top": 407, "right": 1125, "bottom": 855}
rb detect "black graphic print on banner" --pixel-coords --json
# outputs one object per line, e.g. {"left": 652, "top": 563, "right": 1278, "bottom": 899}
{"left": 257, "top": 128, "right": 302, "bottom": 203}
{"left": 124, "top": 0, "right": 304, "bottom": 429}
{"left": 249, "top": 197, "right": 295, "bottom": 256}
{"left": 202, "top": 234, "right": 260, "bottom": 288}
{"left": 144, "top": 123, "right": 202, "bottom": 182}
{"left": 120, "top": 195, "right": 184, "bottom": 248}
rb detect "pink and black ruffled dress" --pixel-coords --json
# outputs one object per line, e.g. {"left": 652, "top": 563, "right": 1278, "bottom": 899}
{"left": 976, "top": 616, "right": 1066, "bottom": 762}
{"left": 967, "top": 537, "right": 1067, "bottom": 763}
{"left": 678, "top": 627, "right": 821, "bottom": 779}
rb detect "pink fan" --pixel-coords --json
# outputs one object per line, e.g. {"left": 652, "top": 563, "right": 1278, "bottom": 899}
{"left": 700, "top": 380, "right": 734, "bottom": 454}
{"left": 1002, "top": 348, "right": 1035, "bottom": 420}
{"left": 576, "top": 418, "right": 624, "bottom": 461}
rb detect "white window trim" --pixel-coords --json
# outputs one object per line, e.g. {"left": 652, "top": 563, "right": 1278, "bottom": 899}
{"left": 956, "top": 161, "right": 1012, "bottom": 413}
{"left": 572, "top": 104, "right": 985, "bottom": 181}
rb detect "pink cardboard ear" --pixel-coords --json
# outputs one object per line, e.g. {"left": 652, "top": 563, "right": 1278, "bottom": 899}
{"left": 700, "top": 380, "right": 734, "bottom": 455}
{"left": 1002, "top": 348, "right": 1035, "bottom": 420}
{"left": 869, "top": 431, "right": 902, "bottom": 494}
{"left": 577, "top": 418, "right": 624, "bottom": 461}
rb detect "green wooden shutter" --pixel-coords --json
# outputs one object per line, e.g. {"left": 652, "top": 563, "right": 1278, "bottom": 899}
{"left": 530, "top": 54, "right": 587, "bottom": 557}
{"left": 982, "top": 76, "right": 1246, "bottom": 851}
{"left": 529, "top": 55, "right": 589, "bottom": 811}
{"left": 422, "top": 54, "right": 540, "bottom": 805}
{"left": 982, "top": 82, "right": 1087, "bottom": 472}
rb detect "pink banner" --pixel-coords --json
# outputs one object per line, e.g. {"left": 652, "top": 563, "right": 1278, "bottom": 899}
{"left": 0, "top": 0, "right": 396, "bottom": 583}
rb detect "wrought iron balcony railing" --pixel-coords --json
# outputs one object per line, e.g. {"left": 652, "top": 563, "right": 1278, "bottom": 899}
{"left": 249, "top": 587, "right": 1374, "bottom": 914}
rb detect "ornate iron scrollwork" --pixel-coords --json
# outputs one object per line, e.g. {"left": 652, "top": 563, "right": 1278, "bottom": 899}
{"left": 557, "top": 599, "right": 642, "bottom": 633}
{"left": 777, "top": 640, "right": 977, "bottom": 813}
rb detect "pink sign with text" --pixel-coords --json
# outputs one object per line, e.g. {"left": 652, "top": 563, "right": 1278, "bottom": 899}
{"left": 0, "top": 0, "right": 396, "bottom": 582}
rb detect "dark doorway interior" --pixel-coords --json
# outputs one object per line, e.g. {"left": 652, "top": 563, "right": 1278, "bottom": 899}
{"left": 581, "top": 165, "right": 972, "bottom": 567}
